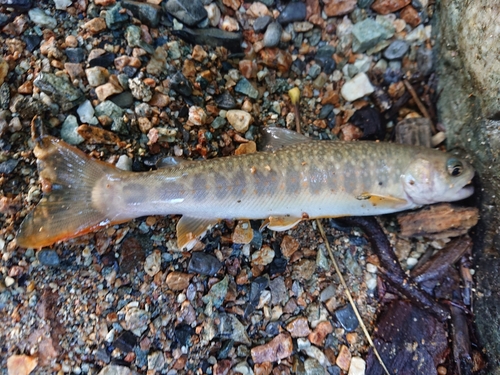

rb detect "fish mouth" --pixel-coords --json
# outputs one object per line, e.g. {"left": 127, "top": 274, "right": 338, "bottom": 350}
{"left": 455, "top": 179, "right": 474, "bottom": 200}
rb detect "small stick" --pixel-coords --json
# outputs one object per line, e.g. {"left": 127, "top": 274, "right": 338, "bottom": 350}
{"left": 316, "top": 219, "right": 391, "bottom": 375}
{"left": 403, "top": 79, "right": 437, "bottom": 134}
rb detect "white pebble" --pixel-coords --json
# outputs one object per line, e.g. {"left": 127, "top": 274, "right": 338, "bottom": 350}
{"left": 348, "top": 357, "right": 366, "bottom": 375}
{"left": 366, "top": 277, "right": 377, "bottom": 290}
{"left": 115, "top": 155, "right": 132, "bottom": 171}
{"left": 341, "top": 72, "right": 375, "bottom": 102}
{"left": 226, "top": 109, "right": 253, "bottom": 133}
{"left": 77, "top": 100, "right": 95, "bottom": 124}
{"left": 366, "top": 263, "right": 378, "bottom": 273}
{"left": 406, "top": 257, "right": 418, "bottom": 268}
{"left": 4, "top": 276, "right": 15, "bottom": 287}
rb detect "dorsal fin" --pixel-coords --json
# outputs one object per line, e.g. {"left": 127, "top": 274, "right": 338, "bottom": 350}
{"left": 259, "top": 127, "right": 311, "bottom": 152}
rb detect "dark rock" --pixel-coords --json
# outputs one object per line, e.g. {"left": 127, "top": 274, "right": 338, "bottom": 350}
{"left": 65, "top": 48, "right": 85, "bottom": 63}
{"left": 0, "top": 159, "right": 18, "bottom": 174}
{"left": 0, "top": 0, "right": 32, "bottom": 11}
{"left": 265, "top": 321, "right": 280, "bottom": 336}
{"left": 34, "top": 73, "right": 85, "bottom": 111}
{"left": 119, "top": 237, "right": 145, "bottom": 273}
{"left": 163, "top": 0, "right": 207, "bottom": 27}
{"left": 383, "top": 40, "right": 410, "bottom": 60}
{"left": 37, "top": 249, "right": 60, "bottom": 267}
{"left": 89, "top": 53, "right": 116, "bottom": 68}
{"left": 110, "top": 91, "right": 135, "bottom": 108}
{"left": 327, "top": 365, "right": 342, "bottom": 375}
{"left": 291, "top": 58, "right": 306, "bottom": 77}
{"left": 215, "top": 91, "right": 236, "bottom": 110}
{"left": 0, "top": 13, "right": 11, "bottom": 28}
{"left": 334, "top": 305, "right": 358, "bottom": 332}
{"left": 170, "top": 72, "right": 192, "bottom": 96}
{"left": 0, "top": 83, "right": 10, "bottom": 110}
{"left": 218, "top": 340, "right": 234, "bottom": 359}
{"left": 263, "top": 22, "right": 282, "bottom": 47}
{"left": 253, "top": 15, "right": 272, "bottom": 33}
{"left": 350, "top": 106, "right": 385, "bottom": 140}
{"left": 315, "top": 45, "right": 337, "bottom": 74}
{"left": 250, "top": 275, "right": 269, "bottom": 305}
{"left": 122, "top": 0, "right": 162, "bottom": 28}
{"left": 172, "top": 27, "right": 242, "bottom": 53}
{"left": 357, "top": 0, "right": 374, "bottom": 8}
{"left": 113, "top": 330, "right": 137, "bottom": 353}
{"left": 22, "top": 34, "right": 41, "bottom": 52}
{"left": 235, "top": 77, "right": 259, "bottom": 99}
{"left": 277, "top": 2, "right": 306, "bottom": 24}
{"left": 250, "top": 229, "right": 262, "bottom": 250}
{"left": 122, "top": 66, "right": 138, "bottom": 78}
{"left": 94, "top": 348, "right": 111, "bottom": 363}
{"left": 106, "top": 3, "right": 130, "bottom": 30}
{"left": 383, "top": 68, "right": 402, "bottom": 85}
{"left": 174, "top": 323, "right": 193, "bottom": 347}
{"left": 13, "top": 97, "right": 47, "bottom": 119}
{"left": 319, "top": 104, "right": 334, "bottom": 119}
{"left": 188, "top": 252, "right": 222, "bottom": 276}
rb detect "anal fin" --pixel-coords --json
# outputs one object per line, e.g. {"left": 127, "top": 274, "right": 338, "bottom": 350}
{"left": 176, "top": 216, "right": 218, "bottom": 251}
{"left": 263, "top": 216, "right": 302, "bottom": 231}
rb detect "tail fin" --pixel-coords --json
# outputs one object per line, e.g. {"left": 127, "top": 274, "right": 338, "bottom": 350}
{"left": 16, "top": 135, "right": 120, "bottom": 248}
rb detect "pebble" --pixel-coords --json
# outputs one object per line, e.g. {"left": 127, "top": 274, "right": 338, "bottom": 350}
{"left": 277, "top": 2, "right": 306, "bottom": 24}
{"left": 166, "top": 271, "right": 192, "bottom": 290}
{"left": 202, "top": 275, "right": 229, "bottom": 313}
{"left": 28, "top": 8, "right": 57, "bottom": 29}
{"left": 144, "top": 250, "right": 161, "bottom": 277}
{"left": 164, "top": 0, "right": 208, "bottom": 27}
{"left": 323, "top": 0, "right": 357, "bottom": 17}
{"left": 269, "top": 276, "right": 288, "bottom": 305}
{"left": 348, "top": 357, "right": 366, "bottom": 375}
{"left": 281, "top": 235, "right": 300, "bottom": 259}
{"left": 371, "top": 0, "right": 411, "bottom": 14}
{"left": 253, "top": 15, "right": 272, "bottom": 33}
{"left": 205, "top": 3, "right": 221, "bottom": 27}
{"left": 123, "top": 307, "right": 150, "bottom": 336}
{"left": 61, "top": 114, "right": 84, "bottom": 145}
{"left": 226, "top": 109, "right": 253, "bottom": 133}
{"left": 187, "top": 252, "right": 221, "bottom": 276}
{"left": 400, "top": 5, "right": 421, "bottom": 27}
{"left": 215, "top": 91, "right": 236, "bottom": 109}
{"left": 335, "top": 305, "right": 359, "bottom": 332}
{"left": 122, "top": 0, "right": 162, "bottom": 28}
{"left": 34, "top": 72, "right": 85, "bottom": 111}
{"left": 37, "top": 249, "right": 60, "bottom": 267}
{"left": 7, "top": 355, "right": 38, "bottom": 375}
{"left": 251, "top": 245, "right": 275, "bottom": 266}
{"left": 97, "top": 365, "right": 138, "bottom": 375}
{"left": 304, "top": 358, "right": 326, "bottom": 375}
{"left": 106, "top": 3, "right": 130, "bottom": 30}
{"left": 286, "top": 317, "right": 312, "bottom": 337}
{"left": 336, "top": 345, "right": 351, "bottom": 372}
{"left": 0, "top": 159, "right": 18, "bottom": 174}
{"left": 115, "top": 155, "right": 132, "bottom": 171}
{"left": 383, "top": 40, "right": 409, "bottom": 60}
{"left": 263, "top": 22, "right": 282, "bottom": 47}
{"left": 77, "top": 100, "right": 95, "bottom": 124}
{"left": 309, "top": 320, "right": 334, "bottom": 346}
{"left": 234, "top": 77, "right": 259, "bottom": 99}
{"left": 251, "top": 332, "right": 293, "bottom": 363}
{"left": 188, "top": 106, "right": 207, "bottom": 125}
{"left": 340, "top": 72, "right": 375, "bottom": 102}
{"left": 351, "top": 18, "right": 392, "bottom": 53}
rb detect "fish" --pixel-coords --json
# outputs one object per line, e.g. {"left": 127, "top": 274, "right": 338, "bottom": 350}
{"left": 15, "top": 127, "right": 475, "bottom": 250}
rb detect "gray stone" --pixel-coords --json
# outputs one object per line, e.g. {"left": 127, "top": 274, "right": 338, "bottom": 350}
{"left": 436, "top": 1, "right": 500, "bottom": 368}
{"left": 37, "top": 249, "right": 60, "bottom": 267}
{"left": 110, "top": 91, "right": 134, "bottom": 108}
{"left": 95, "top": 101, "right": 127, "bottom": 134}
{"left": 164, "top": 0, "right": 207, "bottom": 27}
{"left": 106, "top": 3, "right": 130, "bottom": 30}
{"left": 0, "top": 159, "right": 18, "bottom": 174}
{"left": 170, "top": 72, "right": 192, "bottom": 96}
{"left": 269, "top": 276, "right": 288, "bottom": 305}
{"left": 357, "top": 0, "right": 374, "bottom": 8}
{"left": 33, "top": 73, "right": 85, "bottom": 111}
{"left": 65, "top": 48, "right": 85, "bottom": 63}
{"left": 172, "top": 27, "right": 242, "bottom": 53}
{"left": 351, "top": 18, "right": 392, "bottom": 53}
{"left": 202, "top": 276, "right": 229, "bottom": 315}
{"left": 211, "top": 116, "right": 226, "bottom": 129}
{"left": 235, "top": 78, "right": 259, "bottom": 99}
{"left": 254, "top": 15, "right": 272, "bottom": 33}
{"left": 0, "top": 83, "right": 9, "bottom": 110}
{"left": 307, "top": 64, "right": 321, "bottom": 79}
{"left": 215, "top": 91, "right": 236, "bottom": 109}
{"left": 277, "top": 2, "right": 306, "bottom": 24}
{"left": 188, "top": 252, "right": 222, "bottom": 275}
{"left": 97, "top": 365, "right": 138, "bottom": 375}
{"left": 60, "top": 115, "right": 84, "bottom": 145}
{"left": 122, "top": 0, "right": 162, "bottom": 28}
{"left": 304, "top": 358, "right": 324, "bottom": 375}
{"left": 28, "top": 8, "right": 57, "bottom": 29}
{"left": 263, "top": 22, "right": 282, "bottom": 48}
{"left": 217, "top": 313, "right": 251, "bottom": 345}
{"left": 0, "top": 0, "right": 32, "bottom": 11}
{"left": 383, "top": 40, "right": 409, "bottom": 60}
{"left": 319, "top": 104, "right": 334, "bottom": 119}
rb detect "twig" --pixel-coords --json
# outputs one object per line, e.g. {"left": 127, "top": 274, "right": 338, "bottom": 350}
{"left": 316, "top": 219, "right": 391, "bottom": 375}
{"left": 403, "top": 79, "right": 437, "bottom": 134}
{"left": 288, "top": 87, "right": 302, "bottom": 134}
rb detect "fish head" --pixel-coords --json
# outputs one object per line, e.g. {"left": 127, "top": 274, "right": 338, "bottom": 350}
{"left": 402, "top": 151, "right": 475, "bottom": 205}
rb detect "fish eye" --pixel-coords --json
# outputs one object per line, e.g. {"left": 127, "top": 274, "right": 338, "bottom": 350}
{"left": 447, "top": 158, "right": 463, "bottom": 177}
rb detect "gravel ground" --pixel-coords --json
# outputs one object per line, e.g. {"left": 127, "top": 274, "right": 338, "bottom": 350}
{"left": 0, "top": 0, "right": 474, "bottom": 374}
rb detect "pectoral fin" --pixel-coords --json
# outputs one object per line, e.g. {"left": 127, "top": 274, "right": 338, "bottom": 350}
{"left": 356, "top": 193, "right": 408, "bottom": 208}
{"left": 262, "top": 216, "right": 302, "bottom": 231}
{"left": 176, "top": 216, "right": 218, "bottom": 250}
{"left": 260, "top": 127, "right": 311, "bottom": 152}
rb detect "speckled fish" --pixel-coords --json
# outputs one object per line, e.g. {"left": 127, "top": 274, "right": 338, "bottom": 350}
{"left": 16, "top": 127, "right": 474, "bottom": 250}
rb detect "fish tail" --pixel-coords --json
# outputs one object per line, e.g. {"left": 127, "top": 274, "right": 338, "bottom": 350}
{"left": 16, "top": 135, "right": 121, "bottom": 248}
